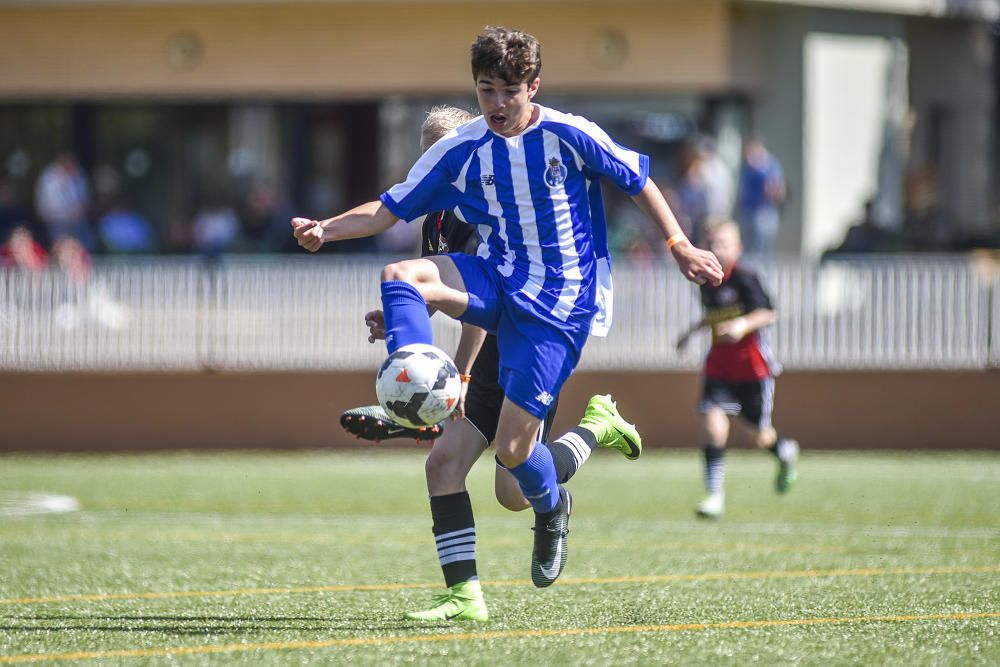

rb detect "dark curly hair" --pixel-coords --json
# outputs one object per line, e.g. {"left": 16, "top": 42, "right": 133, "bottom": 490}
{"left": 470, "top": 26, "right": 542, "bottom": 84}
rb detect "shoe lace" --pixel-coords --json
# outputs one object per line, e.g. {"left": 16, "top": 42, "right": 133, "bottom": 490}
{"left": 531, "top": 523, "right": 568, "bottom": 537}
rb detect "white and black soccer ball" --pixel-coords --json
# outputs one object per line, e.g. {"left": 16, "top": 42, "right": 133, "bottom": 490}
{"left": 375, "top": 343, "right": 462, "bottom": 429}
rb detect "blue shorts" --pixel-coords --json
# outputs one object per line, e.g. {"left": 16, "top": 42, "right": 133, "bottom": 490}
{"left": 449, "top": 253, "right": 589, "bottom": 421}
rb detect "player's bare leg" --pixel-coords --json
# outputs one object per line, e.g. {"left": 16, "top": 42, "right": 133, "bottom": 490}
{"left": 425, "top": 418, "right": 486, "bottom": 496}
{"left": 381, "top": 255, "right": 469, "bottom": 318}
{"left": 495, "top": 466, "right": 530, "bottom": 512}
{"left": 697, "top": 407, "right": 729, "bottom": 519}
{"left": 407, "top": 417, "right": 490, "bottom": 622}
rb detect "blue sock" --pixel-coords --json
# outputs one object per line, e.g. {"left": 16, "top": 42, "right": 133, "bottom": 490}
{"left": 505, "top": 442, "right": 560, "bottom": 513}
{"left": 380, "top": 280, "right": 433, "bottom": 353}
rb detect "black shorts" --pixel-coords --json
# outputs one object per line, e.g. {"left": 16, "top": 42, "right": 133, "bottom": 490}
{"left": 698, "top": 376, "right": 774, "bottom": 430}
{"left": 464, "top": 334, "right": 560, "bottom": 445}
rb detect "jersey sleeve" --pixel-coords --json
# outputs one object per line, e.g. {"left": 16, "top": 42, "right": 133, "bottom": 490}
{"left": 380, "top": 143, "right": 465, "bottom": 223}
{"left": 736, "top": 270, "right": 774, "bottom": 311}
{"left": 546, "top": 119, "right": 649, "bottom": 195}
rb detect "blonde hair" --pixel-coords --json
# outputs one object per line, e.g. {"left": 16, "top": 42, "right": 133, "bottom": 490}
{"left": 702, "top": 217, "right": 741, "bottom": 243}
{"left": 420, "top": 106, "right": 475, "bottom": 152}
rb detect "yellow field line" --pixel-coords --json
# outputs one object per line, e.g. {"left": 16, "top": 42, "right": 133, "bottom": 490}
{"left": 0, "top": 611, "right": 997, "bottom": 664}
{"left": 2, "top": 564, "right": 997, "bottom": 606}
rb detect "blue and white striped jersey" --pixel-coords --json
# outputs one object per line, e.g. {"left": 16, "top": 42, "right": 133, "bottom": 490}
{"left": 380, "top": 104, "right": 649, "bottom": 336}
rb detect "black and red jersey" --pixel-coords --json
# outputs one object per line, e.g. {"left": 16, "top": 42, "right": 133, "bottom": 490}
{"left": 420, "top": 210, "right": 478, "bottom": 258}
{"left": 699, "top": 263, "right": 780, "bottom": 382}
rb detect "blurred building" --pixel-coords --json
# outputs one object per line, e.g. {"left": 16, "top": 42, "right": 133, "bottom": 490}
{"left": 0, "top": 0, "right": 995, "bottom": 255}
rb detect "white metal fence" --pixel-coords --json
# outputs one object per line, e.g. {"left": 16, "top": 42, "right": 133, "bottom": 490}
{"left": 0, "top": 255, "right": 995, "bottom": 372}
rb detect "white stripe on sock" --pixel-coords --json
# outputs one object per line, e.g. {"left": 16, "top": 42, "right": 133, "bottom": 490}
{"left": 437, "top": 544, "right": 477, "bottom": 558}
{"left": 435, "top": 534, "right": 477, "bottom": 550}
{"left": 439, "top": 550, "right": 477, "bottom": 565}
{"left": 435, "top": 527, "right": 475, "bottom": 543}
{"left": 558, "top": 432, "right": 592, "bottom": 467}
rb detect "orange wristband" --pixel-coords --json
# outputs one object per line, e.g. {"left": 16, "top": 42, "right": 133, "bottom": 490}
{"left": 460, "top": 374, "right": 472, "bottom": 383}
{"left": 667, "top": 233, "right": 688, "bottom": 249}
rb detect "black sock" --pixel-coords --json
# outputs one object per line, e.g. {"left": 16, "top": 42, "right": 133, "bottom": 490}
{"left": 429, "top": 491, "right": 477, "bottom": 588}
{"left": 704, "top": 444, "right": 726, "bottom": 494}
{"left": 545, "top": 427, "right": 597, "bottom": 484}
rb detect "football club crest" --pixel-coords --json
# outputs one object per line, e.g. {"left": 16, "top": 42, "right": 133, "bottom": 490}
{"left": 544, "top": 157, "right": 567, "bottom": 187}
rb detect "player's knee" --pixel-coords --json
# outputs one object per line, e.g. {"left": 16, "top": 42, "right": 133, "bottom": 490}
{"left": 380, "top": 261, "right": 412, "bottom": 283}
{"left": 494, "top": 443, "right": 528, "bottom": 469}
{"left": 752, "top": 427, "right": 777, "bottom": 449}
{"left": 702, "top": 414, "right": 728, "bottom": 446}
{"left": 424, "top": 449, "right": 460, "bottom": 486}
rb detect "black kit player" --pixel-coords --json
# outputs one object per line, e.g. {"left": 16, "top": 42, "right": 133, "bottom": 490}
{"left": 676, "top": 218, "right": 799, "bottom": 519}
{"left": 339, "top": 106, "right": 640, "bottom": 621}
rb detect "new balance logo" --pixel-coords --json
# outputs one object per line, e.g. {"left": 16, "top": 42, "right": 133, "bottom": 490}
{"left": 480, "top": 174, "right": 495, "bottom": 186}
{"left": 535, "top": 391, "right": 554, "bottom": 406}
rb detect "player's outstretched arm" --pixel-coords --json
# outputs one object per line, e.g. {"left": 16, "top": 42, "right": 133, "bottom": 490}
{"left": 291, "top": 200, "right": 399, "bottom": 252}
{"left": 676, "top": 317, "right": 709, "bottom": 350}
{"left": 631, "top": 180, "right": 724, "bottom": 286}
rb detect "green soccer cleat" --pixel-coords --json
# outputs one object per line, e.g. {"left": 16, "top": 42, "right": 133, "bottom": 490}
{"left": 404, "top": 580, "right": 489, "bottom": 622}
{"left": 577, "top": 394, "right": 642, "bottom": 460}
{"left": 775, "top": 438, "right": 800, "bottom": 493}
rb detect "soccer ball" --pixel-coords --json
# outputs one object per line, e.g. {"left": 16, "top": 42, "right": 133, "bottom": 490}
{"left": 375, "top": 343, "right": 462, "bottom": 428}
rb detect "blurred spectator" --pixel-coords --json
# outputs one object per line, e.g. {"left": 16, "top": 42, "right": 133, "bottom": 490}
{"left": 238, "top": 181, "right": 291, "bottom": 253}
{"left": 98, "top": 200, "right": 158, "bottom": 253}
{"left": 0, "top": 178, "right": 33, "bottom": 243}
{"left": 51, "top": 235, "right": 91, "bottom": 284}
{"left": 0, "top": 225, "right": 48, "bottom": 272}
{"left": 824, "top": 199, "right": 892, "bottom": 257}
{"left": 903, "top": 165, "right": 950, "bottom": 251}
{"left": 34, "top": 153, "right": 96, "bottom": 251}
{"left": 671, "top": 144, "right": 709, "bottom": 243}
{"left": 191, "top": 195, "right": 241, "bottom": 257}
{"left": 736, "top": 135, "right": 785, "bottom": 256}
{"left": 698, "top": 136, "right": 734, "bottom": 220}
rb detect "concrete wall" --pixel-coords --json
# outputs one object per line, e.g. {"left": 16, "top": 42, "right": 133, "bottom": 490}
{"left": 2, "top": 370, "right": 997, "bottom": 452}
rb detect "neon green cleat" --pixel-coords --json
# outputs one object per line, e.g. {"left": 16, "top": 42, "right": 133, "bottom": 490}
{"left": 577, "top": 394, "right": 642, "bottom": 460}
{"left": 404, "top": 580, "right": 489, "bottom": 622}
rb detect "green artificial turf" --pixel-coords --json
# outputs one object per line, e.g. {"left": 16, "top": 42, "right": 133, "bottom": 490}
{"left": 0, "top": 449, "right": 997, "bottom": 665}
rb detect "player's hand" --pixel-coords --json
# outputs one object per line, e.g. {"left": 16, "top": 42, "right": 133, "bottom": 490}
{"left": 364, "top": 310, "right": 386, "bottom": 343}
{"left": 291, "top": 217, "right": 324, "bottom": 252}
{"left": 671, "top": 242, "right": 724, "bottom": 286}
{"left": 715, "top": 317, "right": 748, "bottom": 343}
{"left": 452, "top": 378, "right": 470, "bottom": 420}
